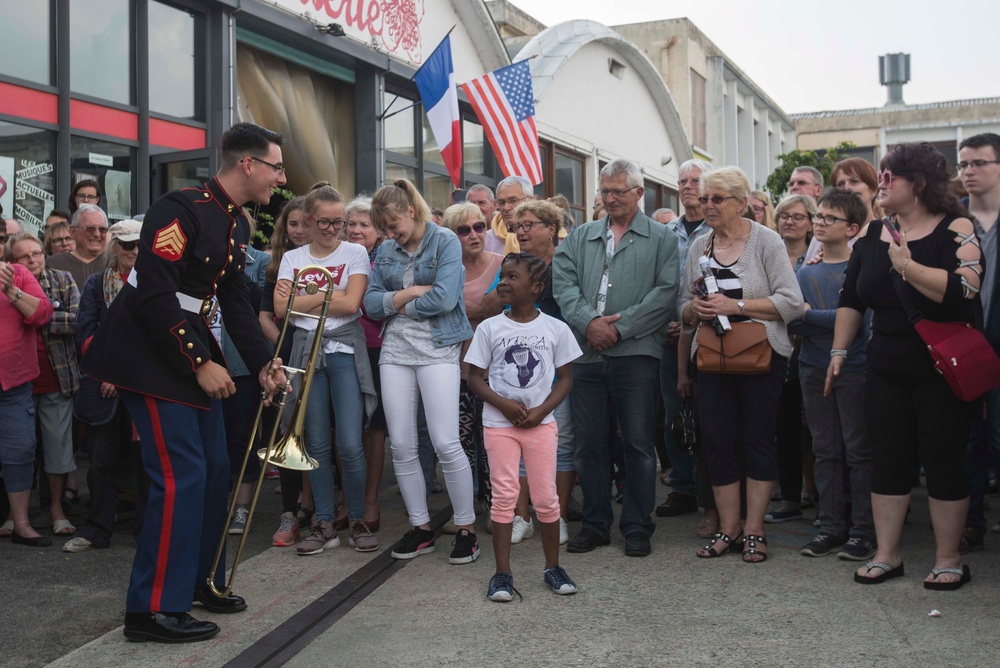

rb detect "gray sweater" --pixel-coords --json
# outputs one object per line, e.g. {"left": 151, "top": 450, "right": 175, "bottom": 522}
{"left": 680, "top": 221, "right": 803, "bottom": 359}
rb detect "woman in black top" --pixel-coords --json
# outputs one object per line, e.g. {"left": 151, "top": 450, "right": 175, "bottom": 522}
{"left": 830, "top": 142, "right": 982, "bottom": 590}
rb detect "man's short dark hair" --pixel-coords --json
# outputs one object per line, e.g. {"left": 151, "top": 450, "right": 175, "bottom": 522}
{"left": 220, "top": 123, "right": 285, "bottom": 170}
{"left": 817, "top": 187, "right": 868, "bottom": 228}
{"left": 959, "top": 133, "right": 1000, "bottom": 160}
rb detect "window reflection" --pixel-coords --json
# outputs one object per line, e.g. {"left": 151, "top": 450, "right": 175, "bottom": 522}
{"left": 0, "top": 1, "right": 52, "bottom": 85}
{"left": 385, "top": 104, "right": 415, "bottom": 157}
{"left": 149, "top": 2, "right": 203, "bottom": 119}
{"left": 70, "top": 0, "right": 133, "bottom": 105}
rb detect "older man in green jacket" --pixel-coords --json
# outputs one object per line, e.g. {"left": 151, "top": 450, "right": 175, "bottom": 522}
{"left": 553, "top": 159, "right": 680, "bottom": 557}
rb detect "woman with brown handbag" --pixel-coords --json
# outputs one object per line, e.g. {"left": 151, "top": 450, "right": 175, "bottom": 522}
{"left": 678, "top": 166, "right": 803, "bottom": 563}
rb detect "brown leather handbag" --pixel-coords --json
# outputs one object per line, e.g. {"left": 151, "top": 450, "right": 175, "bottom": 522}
{"left": 696, "top": 321, "right": 772, "bottom": 375}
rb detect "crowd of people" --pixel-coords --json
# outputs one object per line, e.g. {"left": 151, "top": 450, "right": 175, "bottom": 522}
{"left": 2, "top": 125, "right": 999, "bottom": 636}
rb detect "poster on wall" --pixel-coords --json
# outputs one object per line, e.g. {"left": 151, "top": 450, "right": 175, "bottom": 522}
{"left": 14, "top": 159, "right": 55, "bottom": 236}
{"left": 0, "top": 156, "right": 14, "bottom": 218}
{"left": 105, "top": 170, "right": 131, "bottom": 221}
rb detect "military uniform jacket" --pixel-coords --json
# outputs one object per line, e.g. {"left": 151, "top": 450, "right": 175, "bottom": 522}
{"left": 82, "top": 178, "right": 272, "bottom": 409}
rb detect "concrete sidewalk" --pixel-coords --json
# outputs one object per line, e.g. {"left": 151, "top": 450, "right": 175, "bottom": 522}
{"left": 41, "top": 480, "right": 1000, "bottom": 668}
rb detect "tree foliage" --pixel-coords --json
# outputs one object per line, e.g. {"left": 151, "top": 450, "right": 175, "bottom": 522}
{"left": 247, "top": 186, "right": 296, "bottom": 249}
{"left": 765, "top": 141, "right": 857, "bottom": 201}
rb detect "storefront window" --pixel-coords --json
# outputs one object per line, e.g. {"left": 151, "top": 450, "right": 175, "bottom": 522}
{"left": 70, "top": 137, "right": 135, "bottom": 221}
{"left": 0, "top": 122, "right": 57, "bottom": 235}
{"left": 385, "top": 163, "right": 417, "bottom": 188}
{"left": 149, "top": 1, "right": 204, "bottom": 120}
{"left": 423, "top": 173, "right": 453, "bottom": 213}
{"left": 421, "top": 111, "right": 443, "bottom": 167}
{"left": 555, "top": 151, "right": 585, "bottom": 225}
{"left": 0, "top": 0, "right": 53, "bottom": 86}
{"left": 384, "top": 104, "right": 416, "bottom": 158}
{"left": 463, "top": 121, "right": 484, "bottom": 176}
{"left": 70, "top": 0, "right": 134, "bottom": 105}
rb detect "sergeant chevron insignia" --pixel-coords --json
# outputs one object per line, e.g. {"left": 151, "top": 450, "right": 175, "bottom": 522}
{"left": 153, "top": 220, "right": 187, "bottom": 261}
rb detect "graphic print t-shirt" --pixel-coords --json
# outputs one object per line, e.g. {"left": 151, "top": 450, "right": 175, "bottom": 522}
{"left": 278, "top": 242, "right": 370, "bottom": 355}
{"left": 464, "top": 311, "right": 582, "bottom": 428}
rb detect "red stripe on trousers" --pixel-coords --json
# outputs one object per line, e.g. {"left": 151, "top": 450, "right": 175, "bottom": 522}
{"left": 145, "top": 396, "right": 177, "bottom": 612}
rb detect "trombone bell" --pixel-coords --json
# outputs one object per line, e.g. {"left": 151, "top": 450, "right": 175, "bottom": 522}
{"left": 257, "top": 432, "right": 318, "bottom": 471}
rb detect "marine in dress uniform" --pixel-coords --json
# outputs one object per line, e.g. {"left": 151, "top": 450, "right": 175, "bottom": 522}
{"left": 82, "top": 123, "right": 288, "bottom": 643}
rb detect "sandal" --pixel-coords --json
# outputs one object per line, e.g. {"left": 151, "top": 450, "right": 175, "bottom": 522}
{"left": 742, "top": 534, "right": 768, "bottom": 563}
{"left": 63, "top": 487, "right": 81, "bottom": 505}
{"left": 854, "top": 560, "right": 904, "bottom": 585}
{"left": 696, "top": 531, "right": 743, "bottom": 558}
{"left": 0, "top": 519, "right": 13, "bottom": 538}
{"left": 696, "top": 516, "right": 720, "bottom": 539}
{"left": 924, "top": 564, "right": 971, "bottom": 591}
{"left": 52, "top": 519, "right": 76, "bottom": 536}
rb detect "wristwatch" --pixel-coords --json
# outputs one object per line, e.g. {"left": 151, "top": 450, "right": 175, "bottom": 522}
{"left": 737, "top": 299, "right": 746, "bottom": 316}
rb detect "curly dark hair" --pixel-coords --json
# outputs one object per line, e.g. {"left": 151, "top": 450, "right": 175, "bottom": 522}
{"left": 880, "top": 142, "right": 962, "bottom": 217}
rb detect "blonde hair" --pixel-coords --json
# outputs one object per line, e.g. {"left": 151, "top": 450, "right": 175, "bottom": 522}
{"left": 750, "top": 190, "right": 776, "bottom": 230}
{"left": 303, "top": 183, "right": 345, "bottom": 218}
{"left": 774, "top": 194, "right": 818, "bottom": 218}
{"left": 700, "top": 167, "right": 751, "bottom": 203}
{"left": 370, "top": 179, "right": 432, "bottom": 234}
{"left": 442, "top": 202, "right": 484, "bottom": 233}
{"left": 5, "top": 232, "right": 43, "bottom": 262}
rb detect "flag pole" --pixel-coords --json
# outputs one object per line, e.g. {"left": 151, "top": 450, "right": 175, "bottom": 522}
{"left": 379, "top": 25, "right": 457, "bottom": 121}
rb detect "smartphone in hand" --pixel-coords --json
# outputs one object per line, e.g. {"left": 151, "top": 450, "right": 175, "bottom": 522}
{"left": 884, "top": 218, "right": 902, "bottom": 245}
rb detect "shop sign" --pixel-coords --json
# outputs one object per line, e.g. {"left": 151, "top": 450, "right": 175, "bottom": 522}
{"left": 89, "top": 152, "right": 115, "bottom": 167}
{"left": 269, "top": 0, "right": 426, "bottom": 64}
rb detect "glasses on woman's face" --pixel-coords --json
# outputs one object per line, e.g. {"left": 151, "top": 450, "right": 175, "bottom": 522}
{"left": 698, "top": 195, "right": 737, "bottom": 206}
{"left": 117, "top": 240, "right": 139, "bottom": 251}
{"left": 777, "top": 212, "right": 810, "bottom": 224}
{"left": 456, "top": 221, "right": 487, "bottom": 237}
{"left": 16, "top": 250, "right": 45, "bottom": 263}
{"left": 75, "top": 193, "right": 99, "bottom": 203}
{"left": 508, "top": 220, "right": 542, "bottom": 234}
{"left": 51, "top": 236, "right": 72, "bottom": 247}
{"left": 751, "top": 205, "right": 766, "bottom": 217}
{"left": 314, "top": 218, "right": 346, "bottom": 231}
{"left": 877, "top": 169, "right": 895, "bottom": 190}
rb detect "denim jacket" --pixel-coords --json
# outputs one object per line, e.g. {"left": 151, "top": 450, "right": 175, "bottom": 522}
{"left": 363, "top": 223, "right": 473, "bottom": 347}
{"left": 220, "top": 246, "right": 273, "bottom": 377}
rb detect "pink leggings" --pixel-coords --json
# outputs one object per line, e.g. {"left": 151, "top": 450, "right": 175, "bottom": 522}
{"left": 484, "top": 422, "right": 560, "bottom": 524}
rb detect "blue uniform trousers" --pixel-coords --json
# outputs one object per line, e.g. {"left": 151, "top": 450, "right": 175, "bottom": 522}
{"left": 120, "top": 391, "right": 228, "bottom": 613}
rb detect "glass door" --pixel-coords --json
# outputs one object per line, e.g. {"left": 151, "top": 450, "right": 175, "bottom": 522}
{"left": 150, "top": 148, "right": 215, "bottom": 201}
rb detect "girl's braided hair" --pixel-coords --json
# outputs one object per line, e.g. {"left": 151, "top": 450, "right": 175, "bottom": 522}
{"left": 502, "top": 252, "right": 550, "bottom": 292}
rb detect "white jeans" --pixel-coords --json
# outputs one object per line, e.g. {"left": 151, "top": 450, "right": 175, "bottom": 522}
{"left": 381, "top": 363, "right": 476, "bottom": 526}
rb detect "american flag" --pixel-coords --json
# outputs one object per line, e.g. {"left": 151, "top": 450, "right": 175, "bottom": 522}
{"left": 461, "top": 60, "right": 543, "bottom": 185}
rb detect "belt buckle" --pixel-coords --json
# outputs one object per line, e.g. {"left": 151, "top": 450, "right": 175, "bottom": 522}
{"left": 201, "top": 297, "right": 213, "bottom": 315}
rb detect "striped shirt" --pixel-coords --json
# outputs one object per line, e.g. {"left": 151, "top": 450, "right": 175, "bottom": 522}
{"left": 709, "top": 255, "right": 750, "bottom": 322}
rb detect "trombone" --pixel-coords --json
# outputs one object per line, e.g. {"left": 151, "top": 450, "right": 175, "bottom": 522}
{"left": 206, "top": 265, "right": 336, "bottom": 599}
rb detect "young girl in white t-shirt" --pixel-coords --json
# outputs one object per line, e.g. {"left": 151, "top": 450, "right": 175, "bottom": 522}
{"left": 275, "top": 184, "right": 376, "bottom": 556}
{"left": 465, "top": 253, "right": 582, "bottom": 601}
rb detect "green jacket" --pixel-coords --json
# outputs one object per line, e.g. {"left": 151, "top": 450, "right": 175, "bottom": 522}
{"left": 552, "top": 209, "right": 679, "bottom": 363}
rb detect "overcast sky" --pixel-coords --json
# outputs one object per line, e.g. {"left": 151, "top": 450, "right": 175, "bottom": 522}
{"left": 510, "top": 0, "right": 999, "bottom": 115}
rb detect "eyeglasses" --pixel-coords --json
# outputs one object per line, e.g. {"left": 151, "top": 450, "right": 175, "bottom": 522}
{"left": 787, "top": 179, "right": 815, "bottom": 188}
{"left": 958, "top": 160, "right": 1000, "bottom": 171}
{"left": 751, "top": 206, "right": 766, "bottom": 216}
{"left": 117, "top": 240, "right": 139, "bottom": 251}
{"left": 877, "top": 169, "right": 895, "bottom": 190}
{"left": 81, "top": 226, "right": 109, "bottom": 235}
{"left": 811, "top": 213, "right": 851, "bottom": 226}
{"left": 697, "top": 195, "right": 737, "bottom": 206}
{"left": 678, "top": 177, "right": 700, "bottom": 187}
{"left": 496, "top": 196, "right": 526, "bottom": 208}
{"left": 777, "top": 212, "right": 811, "bottom": 224}
{"left": 74, "top": 193, "right": 99, "bottom": 202}
{"left": 250, "top": 156, "right": 286, "bottom": 176}
{"left": 599, "top": 186, "right": 639, "bottom": 199}
{"left": 51, "top": 236, "right": 73, "bottom": 246}
{"left": 508, "top": 220, "right": 547, "bottom": 234}
{"left": 456, "top": 221, "right": 487, "bottom": 237}
{"left": 15, "top": 250, "right": 45, "bottom": 262}
{"left": 314, "top": 218, "right": 346, "bottom": 231}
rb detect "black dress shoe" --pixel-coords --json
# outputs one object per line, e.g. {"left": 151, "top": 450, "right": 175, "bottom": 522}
{"left": 193, "top": 587, "right": 248, "bottom": 613}
{"left": 655, "top": 492, "right": 698, "bottom": 517}
{"left": 624, "top": 532, "right": 651, "bottom": 557}
{"left": 12, "top": 532, "right": 52, "bottom": 547}
{"left": 123, "top": 612, "right": 220, "bottom": 643}
{"left": 565, "top": 508, "right": 584, "bottom": 522}
{"left": 566, "top": 528, "right": 610, "bottom": 553}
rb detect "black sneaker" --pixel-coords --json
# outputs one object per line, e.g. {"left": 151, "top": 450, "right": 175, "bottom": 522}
{"left": 800, "top": 533, "right": 847, "bottom": 557}
{"left": 566, "top": 528, "right": 610, "bottom": 553}
{"left": 837, "top": 536, "right": 877, "bottom": 561}
{"left": 448, "top": 529, "right": 480, "bottom": 564}
{"left": 624, "top": 532, "right": 651, "bottom": 557}
{"left": 390, "top": 528, "right": 436, "bottom": 560}
{"left": 655, "top": 492, "right": 698, "bottom": 517}
{"left": 543, "top": 565, "right": 578, "bottom": 595}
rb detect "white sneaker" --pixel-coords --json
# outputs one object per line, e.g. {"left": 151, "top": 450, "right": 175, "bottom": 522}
{"left": 511, "top": 515, "right": 535, "bottom": 544}
{"left": 63, "top": 537, "right": 95, "bottom": 553}
{"left": 559, "top": 518, "right": 569, "bottom": 545}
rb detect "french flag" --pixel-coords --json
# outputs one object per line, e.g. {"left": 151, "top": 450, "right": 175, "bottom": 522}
{"left": 414, "top": 35, "right": 462, "bottom": 188}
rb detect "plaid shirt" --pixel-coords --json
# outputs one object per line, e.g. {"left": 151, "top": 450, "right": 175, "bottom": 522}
{"left": 37, "top": 268, "right": 81, "bottom": 396}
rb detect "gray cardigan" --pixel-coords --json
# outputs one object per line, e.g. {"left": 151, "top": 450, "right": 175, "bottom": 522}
{"left": 680, "top": 221, "right": 803, "bottom": 359}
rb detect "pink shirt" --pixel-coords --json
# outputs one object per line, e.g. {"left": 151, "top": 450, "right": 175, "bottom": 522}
{"left": 1, "top": 264, "right": 54, "bottom": 391}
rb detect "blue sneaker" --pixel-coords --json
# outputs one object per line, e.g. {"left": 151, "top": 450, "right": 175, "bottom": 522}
{"left": 543, "top": 565, "right": 578, "bottom": 595}
{"left": 487, "top": 572, "right": 522, "bottom": 602}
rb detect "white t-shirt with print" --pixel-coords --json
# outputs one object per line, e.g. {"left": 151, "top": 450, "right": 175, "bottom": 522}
{"left": 278, "top": 242, "right": 370, "bottom": 355}
{"left": 464, "top": 310, "right": 582, "bottom": 428}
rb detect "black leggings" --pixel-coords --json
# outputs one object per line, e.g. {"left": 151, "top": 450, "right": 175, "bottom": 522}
{"left": 866, "top": 365, "right": 975, "bottom": 500}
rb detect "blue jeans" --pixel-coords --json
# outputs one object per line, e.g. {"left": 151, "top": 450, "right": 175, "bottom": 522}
{"left": 966, "top": 388, "right": 1000, "bottom": 531}
{"left": 0, "top": 383, "right": 36, "bottom": 493}
{"left": 660, "top": 342, "right": 696, "bottom": 496}
{"left": 304, "top": 353, "right": 366, "bottom": 523}
{"left": 571, "top": 356, "right": 659, "bottom": 539}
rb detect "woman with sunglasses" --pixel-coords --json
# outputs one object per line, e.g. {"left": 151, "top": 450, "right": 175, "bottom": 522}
{"left": 441, "top": 203, "right": 503, "bottom": 528}
{"left": 831, "top": 142, "right": 981, "bottom": 590}
{"left": 275, "top": 184, "right": 377, "bottom": 556}
{"left": 678, "top": 167, "right": 803, "bottom": 563}
{"left": 4, "top": 232, "right": 78, "bottom": 543}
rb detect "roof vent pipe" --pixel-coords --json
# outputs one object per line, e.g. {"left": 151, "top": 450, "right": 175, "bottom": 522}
{"left": 879, "top": 53, "right": 910, "bottom": 107}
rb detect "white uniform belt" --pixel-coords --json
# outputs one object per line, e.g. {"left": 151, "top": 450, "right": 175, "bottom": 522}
{"left": 126, "top": 269, "right": 211, "bottom": 314}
